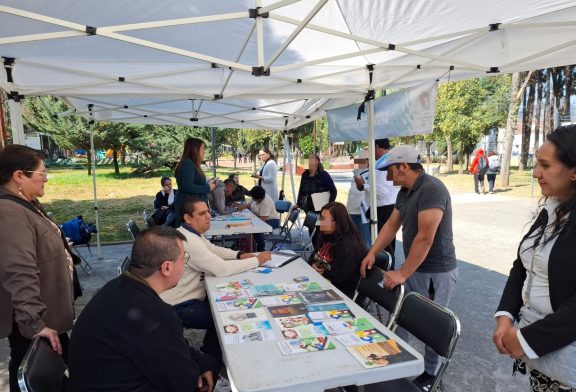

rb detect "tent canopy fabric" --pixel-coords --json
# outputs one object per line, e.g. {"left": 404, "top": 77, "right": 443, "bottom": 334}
{"left": 2, "top": 0, "right": 576, "bottom": 129}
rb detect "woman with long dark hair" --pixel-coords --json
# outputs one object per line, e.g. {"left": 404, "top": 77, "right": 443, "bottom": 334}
{"left": 174, "top": 137, "right": 215, "bottom": 226}
{"left": 309, "top": 202, "right": 367, "bottom": 298}
{"left": 297, "top": 153, "right": 337, "bottom": 213}
{"left": 253, "top": 147, "right": 278, "bottom": 202}
{"left": 493, "top": 125, "right": 576, "bottom": 390}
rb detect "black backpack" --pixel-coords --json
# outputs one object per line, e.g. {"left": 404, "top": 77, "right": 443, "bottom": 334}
{"left": 478, "top": 156, "right": 489, "bottom": 176}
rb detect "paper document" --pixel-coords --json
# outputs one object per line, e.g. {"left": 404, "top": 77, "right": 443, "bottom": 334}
{"left": 311, "top": 191, "right": 330, "bottom": 211}
{"left": 264, "top": 251, "right": 299, "bottom": 268}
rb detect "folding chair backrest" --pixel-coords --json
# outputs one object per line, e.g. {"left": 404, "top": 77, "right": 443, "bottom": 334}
{"left": 353, "top": 266, "right": 404, "bottom": 328}
{"left": 118, "top": 256, "right": 131, "bottom": 275}
{"left": 126, "top": 220, "right": 141, "bottom": 241}
{"left": 374, "top": 250, "right": 392, "bottom": 271}
{"left": 275, "top": 200, "right": 292, "bottom": 214}
{"left": 302, "top": 212, "right": 318, "bottom": 235}
{"left": 393, "top": 292, "right": 460, "bottom": 367}
{"left": 18, "top": 337, "right": 68, "bottom": 392}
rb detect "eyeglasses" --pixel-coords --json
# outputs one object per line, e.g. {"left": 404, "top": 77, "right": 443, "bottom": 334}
{"left": 23, "top": 170, "right": 49, "bottom": 179}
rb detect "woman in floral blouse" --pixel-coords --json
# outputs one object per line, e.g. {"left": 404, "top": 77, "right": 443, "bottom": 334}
{"left": 309, "top": 202, "right": 367, "bottom": 298}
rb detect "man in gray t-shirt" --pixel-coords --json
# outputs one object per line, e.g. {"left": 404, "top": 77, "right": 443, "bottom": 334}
{"left": 360, "top": 145, "right": 458, "bottom": 388}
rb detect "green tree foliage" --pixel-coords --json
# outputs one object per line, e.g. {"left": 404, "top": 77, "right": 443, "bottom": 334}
{"left": 433, "top": 75, "right": 510, "bottom": 171}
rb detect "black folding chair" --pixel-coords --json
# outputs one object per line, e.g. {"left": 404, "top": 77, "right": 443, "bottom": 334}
{"left": 126, "top": 220, "right": 141, "bottom": 241}
{"left": 18, "top": 336, "right": 68, "bottom": 392}
{"left": 352, "top": 266, "right": 404, "bottom": 329}
{"left": 267, "top": 207, "right": 300, "bottom": 251}
{"left": 117, "top": 256, "right": 131, "bottom": 275}
{"left": 374, "top": 250, "right": 392, "bottom": 271}
{"left": 378, "top": 292, "right": 461, "bottom": 392}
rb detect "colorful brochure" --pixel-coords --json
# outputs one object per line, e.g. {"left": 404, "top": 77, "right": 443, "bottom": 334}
{"left": 274, "top": 315, "right": 314, "bottom": 330}
{"left": 335, "top": 329, "right": 390, "bottom": 346}
{"left": 212, "top": 280, "right": 254, "bottom": 301}
{"left": 251, "top": 284, "right": 286, "bottom": 296}
{"left": 280, "top": 324, "right": 330, "bottom": 340}
{"left": 258, "top": 293, "right": 302, "bottom": 306}
{"left": 223, "top": 330, "right": 276, "bottom": 345}
{"left": 219, "top": 308, "right": 269, "bottom": 324}
{"left": 267, "top": 304, "right": 308, "bottom": 318}
{"left": 278, "top": 336, "right": 336, "bottom": 355}
{"left": 297, "top": 289, "right": 342, "bottom": 304}
{"left": 215, "top": 297, "right": 263, "bottom": 312}
{"left": 281, "top": 282, "right": 322, "bottom": 292}
{"left": 222, "top": 320, "right": 272, "bottom": 335}
{"left": 322, "top": 318, "right": 375, "bottom": 335}
{"left": 346, "top": 340, "right": 402, "bottom": 368}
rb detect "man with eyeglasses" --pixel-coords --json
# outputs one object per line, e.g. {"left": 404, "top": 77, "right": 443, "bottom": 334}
{"left": 161, "top": 198, "right": 272, "bottom": 373}
{"left": 360, "top": 145, "right": 457, "bottom": 391}
{"left": 69, "top": 226, "right": 219, "bottom": 392}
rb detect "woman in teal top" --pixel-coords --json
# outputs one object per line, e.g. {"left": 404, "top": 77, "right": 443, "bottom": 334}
{"left": 174, "top": 137, "right": 215, "bottom": 226}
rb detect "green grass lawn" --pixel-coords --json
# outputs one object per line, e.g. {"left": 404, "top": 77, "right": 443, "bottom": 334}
{"left": 41, "top": 164, "right": 537, "bottom": 243}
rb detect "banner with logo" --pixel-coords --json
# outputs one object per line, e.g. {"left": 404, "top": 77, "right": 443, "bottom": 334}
{"left": 327, "top": 81, "right": 438, "bottom": 142}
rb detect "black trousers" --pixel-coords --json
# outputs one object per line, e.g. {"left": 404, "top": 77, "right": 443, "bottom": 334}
{"left": 8, "top": 321, "right": 69, "bottom": 392}
{"left": 371, "top": 204, "right": 396, "bottom": 270}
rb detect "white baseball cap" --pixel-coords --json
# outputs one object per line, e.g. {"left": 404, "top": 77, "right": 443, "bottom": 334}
{"left": 378, "top": 145, "right": 421, "bottom": 171}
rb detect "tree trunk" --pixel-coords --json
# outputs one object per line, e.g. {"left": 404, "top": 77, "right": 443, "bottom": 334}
{"left": 500, "top": 72, "right": 522, "bottom": 187}
{"left": 458, "top": 142, "right": 465, "bottom": 174}
{"left": 533, "top": 71, "right": 543, "bottom": 156}
{"left": 520, "top": 76, "right": 535, "bottom": 171}
{"left": 545, "top": 69, "right": 554, "bottom": 134}
{"left": 233, "top": 148, "right": 237, "bottom": 169}
{"left": 120, "top": 145, "right": 126, "bottom": 165}
{"left": 562, "top": 65, "right": 573, "bottom": 119}
{"left": 113, "top": 149, "right": 120, "bottom": 175}
{"left": 445, "top": 136, "right": 453, "bottom": 172}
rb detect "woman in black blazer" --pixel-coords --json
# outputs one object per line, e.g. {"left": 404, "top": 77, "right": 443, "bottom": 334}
{"left": 493, "top": 125, "right": 576, "bottom": 390}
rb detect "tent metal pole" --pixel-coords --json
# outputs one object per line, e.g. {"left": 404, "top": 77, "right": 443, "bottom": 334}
{"left": 281, "top": 132, "right": 288, "bottom": 193}
{"left": 210, "top": 127, "right": 217, "bottom": 178}
{"left": 7, "top": 97, "right": 25, "bottom": 145}
{"left": 89, "top": 122, "right": 102, "bottom": 257}
{"left": 285, "top": 133, "right": 303, "bottom": 240}
{"left": 367, "top": 99, "right": 378, "bottom": 245}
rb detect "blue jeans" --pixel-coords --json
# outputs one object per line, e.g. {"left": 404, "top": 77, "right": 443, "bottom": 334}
{"left": 254, "top": 218, "right": 280, "bottom": 251}
{"left": 174, "top": 298, "right": 222, "bottom": 362}
{"left": 350, "top": 214, "right": 371, "bottom": 248}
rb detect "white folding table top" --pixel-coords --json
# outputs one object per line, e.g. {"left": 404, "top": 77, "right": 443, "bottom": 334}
{"left": 205, "top": 259, "right": 423, "bottom": 392}
{"left": 205, "top": 210, "right": 273, "bottom": 237}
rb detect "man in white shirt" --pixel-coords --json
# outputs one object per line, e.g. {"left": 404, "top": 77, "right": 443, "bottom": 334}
{"left": 354, "top": 138, "right": 400, "bottom": 267}
{"left": 238, "top": 185, "right": 280, "bottom": 251}
{"left": 161, "top": 198, "right": 271, "bottom": 366}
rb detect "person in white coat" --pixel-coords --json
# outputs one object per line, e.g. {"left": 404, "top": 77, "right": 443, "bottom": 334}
{"left": 253, "top": 147, "right": 279, "bottom": 202}
{"left": 161, "top": 198, "right": 271, "bottom": 368}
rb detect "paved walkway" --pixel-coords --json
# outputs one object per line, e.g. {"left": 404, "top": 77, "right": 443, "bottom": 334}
{"left": 0, "top": 192, "right": 539, "bottom": 391}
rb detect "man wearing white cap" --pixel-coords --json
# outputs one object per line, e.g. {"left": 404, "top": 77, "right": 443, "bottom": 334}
{"left": 360, "top": 145, "right": 458, "bottom": 390}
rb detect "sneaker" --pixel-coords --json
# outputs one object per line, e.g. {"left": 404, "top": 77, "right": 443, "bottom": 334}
{"left": 214, "top": 376, "right": 231, "bottom": 392}
{"left": 413, "top": 372, "right": 442, "bottom": 392}
{"left": 489, "top": 191, "right": 494, "bottom": 194}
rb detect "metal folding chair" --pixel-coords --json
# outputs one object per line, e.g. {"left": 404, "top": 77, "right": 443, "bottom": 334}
{"left": 18, "top": 337, "right": 68, "bottom": 392}
{"left": 126, "top": 220, "right": 141, "bottom": 241}
{"left": 352, "top": 265, "right": 404, "bottom": 329}
{"left": 379, "top": 292, "right": 461, "bottom": 392}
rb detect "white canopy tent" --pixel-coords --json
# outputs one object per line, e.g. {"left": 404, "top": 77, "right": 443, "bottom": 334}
{"left": 2, "top": 0, "right": 576, "bottom": 250}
